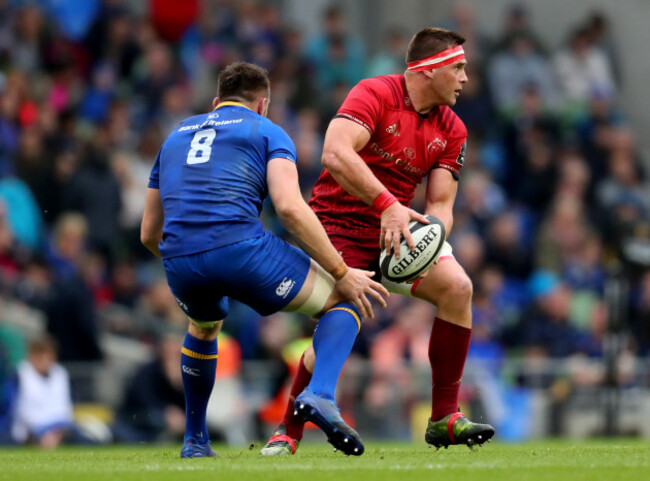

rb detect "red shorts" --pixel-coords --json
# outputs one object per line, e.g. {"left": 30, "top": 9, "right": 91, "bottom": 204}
{"left": 329, "top": 234, "right": 381, "bottom": 270}
{"left": 329, "top": 232, "right": 456, "bottom": 297}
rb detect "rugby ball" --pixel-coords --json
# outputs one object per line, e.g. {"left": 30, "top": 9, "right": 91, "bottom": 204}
{"left": 379, "top": 215, "right": 446, "bottom": 282}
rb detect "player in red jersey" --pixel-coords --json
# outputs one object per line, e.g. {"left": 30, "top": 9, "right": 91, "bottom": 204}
{"left": 261, "top": 27, "right": 495, "bottom": 455}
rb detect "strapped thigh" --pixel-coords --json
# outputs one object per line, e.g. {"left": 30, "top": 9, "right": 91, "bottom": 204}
{"left": 292, "top": 263, "right": 335, "bottom": 317}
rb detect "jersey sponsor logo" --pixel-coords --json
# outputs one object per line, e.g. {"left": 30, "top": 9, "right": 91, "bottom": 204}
{"left": 369, "top": 142, "right": 425, "bottom": 177}
{"left": 403, "top": 147, "right": 416, "bottom": 160}
{"left": 427, "top": 137, "right": 447, "bottom": 154}
{"left": 456, "top": 141, "right": 467, "bottom": 166}
{"left": 179, "top": 124, "right": 200, "bottom": 132}
{"left": 386, "top": 123, "right": 400, "bottom": 137}
{"left": 201, "top": 118, "right": 242, "bottom": 128}
{"left": 275, "top": 277, "right": 295, "bottom": 298}
{"left": 179, "top": 117, "right": 241, "bottom": 132}
{"left": 182, "top": 365, "right": 201, "bottom": 377}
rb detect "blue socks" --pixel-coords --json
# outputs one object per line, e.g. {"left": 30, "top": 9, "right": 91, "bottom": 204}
{"left": 181, "top": 333, "right": 218, "bottom": 443}
{"left": 308, "top": 302, "right": 361, "bottom": 400}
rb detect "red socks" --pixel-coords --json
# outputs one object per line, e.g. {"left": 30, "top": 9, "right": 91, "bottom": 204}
{"left": 281, "top": 353, "right": 312, "bottom": 440}
{"left": 428, "top": 317, "right": 472, "bottom": 421}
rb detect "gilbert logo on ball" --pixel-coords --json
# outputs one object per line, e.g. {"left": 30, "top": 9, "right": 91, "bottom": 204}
{"left": 380, "top": 215, "right": 446, "bottom": 282}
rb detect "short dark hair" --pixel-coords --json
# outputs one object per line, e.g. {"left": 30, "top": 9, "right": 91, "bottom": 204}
{"left": 217, "top": 62, "right": 270, "bottom": 103}
{"left": 406, "top": 27, "right": 466, "bottom": 64}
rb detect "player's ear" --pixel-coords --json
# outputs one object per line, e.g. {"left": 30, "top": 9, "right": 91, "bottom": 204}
{"left": 421, "top": 70, "right": 435, "bottom": 80}
{"left": 257, "top": 97, "right": 269, "bottom": 116}
{"left": 212, "top": 97, "right": 219, "bottom": 110}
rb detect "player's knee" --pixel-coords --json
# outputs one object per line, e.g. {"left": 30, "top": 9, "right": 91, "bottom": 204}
{"left": 442, "top": 274, "right": 473, "bottom": 307}
{"left": 188, "top": 319, "right": 222, "bottom": 340}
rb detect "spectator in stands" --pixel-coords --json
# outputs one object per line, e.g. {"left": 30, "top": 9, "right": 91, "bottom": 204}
{"left": 451, "top": 231, "right": 486, "bottom": 279}
{"left": 584, "top": 11, "right": 620, "bottom": 84}
{"left": 63, "top": 137, "right": 122, "bottom": 261}
{"left": 535, "top": 196, "right": 593, "bottom": 273}
{"left": 43, "top": 214, "right": 102, "bottom": 363}
{"left": 500, "top": 84, "right": 560, "bottom": 207}
{"left": 11, "top": 336, "right": 75, "bottom": 448}
{"left": 276, "top": 26, "right": 317, "bottom": 112}
{"left": 451, "top": 64, "right": 495, "bottom": 138}
{"left": 489, "top": 33, "right": 557, "bottom": 115}
{"left": 0, "top": 73, "right": 20, "bottom": 176}
{"left": 492, "top": 3, "right": 546, "bottom": 56}
{"left": 443, "top": 2, "right": 492, "bottom": 69}
{"left": 575, "top": 89, "right": 626, "bottom": 187}
{"left": 112, "top": 332, "right": 186, "bottom": 443}
{"left": 511, "top": 271, "right": 599, "bottom": 357}
{"left": 0, "top": 168, "right": 43, "bottom": 251}
{"left": 133, "top": 41, "right": 178, "bottom": 127}
{"left": 456, "top": 169, "right": 506, "bottom": 234}
{"left": 562, "top": 232, "right": 607, "bottom": 295}
{"left": 305, "top": 5, "right": 364, "bottom": 91}
{"left": 108, "top": 259, "right": 141, "bottom": 309}
{"left": 554, "top": 26, "right": 616, "bottom": 113}
{"left": 9, "top": 5, "right": 44, "bottom": 74}
{"left": 596, "top": 134, "right": 649, "bottom": 218}
{"left": 79, "top": 62, "right": 117, "bottom": 125}
{"left": 292, "top": 108, "right": 324, "bottom": 188}
{"left": 485, "top": 210, "right": 533, "bottom": 280}
{"left": 366, "top": 27, "right": 409, "bottom": 78}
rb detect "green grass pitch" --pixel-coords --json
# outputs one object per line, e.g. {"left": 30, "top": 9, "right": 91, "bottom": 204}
{"left": 1, "top": 440, "right": 649, "bottom": 481}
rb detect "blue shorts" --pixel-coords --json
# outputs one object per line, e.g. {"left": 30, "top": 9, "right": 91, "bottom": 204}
{"left": 162, "top": 231, "right": 311, "bottom": 321}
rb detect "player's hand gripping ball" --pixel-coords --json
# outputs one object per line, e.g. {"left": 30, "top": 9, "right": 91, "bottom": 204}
{"left": 379, "top": 215, "right": 446, "bottom": 282}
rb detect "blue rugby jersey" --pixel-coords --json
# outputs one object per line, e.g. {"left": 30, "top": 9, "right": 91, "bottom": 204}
{"left": 148, "top": 102, "right": 297, "bottom": 259}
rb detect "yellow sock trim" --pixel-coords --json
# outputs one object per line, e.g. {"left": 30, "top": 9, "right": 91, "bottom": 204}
{"left": 181, "top": 347, "right": 218, "bottom": 360}
{"left": 327, "top": 307, "right": 361, "bottom": 332}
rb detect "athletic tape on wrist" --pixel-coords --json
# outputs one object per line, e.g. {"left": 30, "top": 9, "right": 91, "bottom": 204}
{"left": 372, "top": 190, "right": 398, "bottom": 213}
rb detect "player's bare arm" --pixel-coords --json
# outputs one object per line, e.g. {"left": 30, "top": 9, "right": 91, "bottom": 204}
{"left": 321, "top": 118, "right": 382, "bottom": 203}
{"left": 267, "top": 157, "right": 388, "bottom": 318}
{"left": 141, "top": 187, "right": 164, "bottom": 259}
{"left": 322, "top": 118, "right": 428, "bottom": 257}
{"left": 423, "top": 168, "right": 458, "bottom": 235}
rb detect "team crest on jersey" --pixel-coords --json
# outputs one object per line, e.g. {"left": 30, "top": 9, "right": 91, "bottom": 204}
{"left": 403, "top": 147, "right": 416, "bottom": 159}
{"left": 456, "top": 141, "right": 467, "bottom": 166}
{"left": 427, "top": 137, "right": 447, "bottom": 153}
{"left": 275, "top": 277, "right": 295, "bottom": 298}
{"left": 386, "top": 123, "right": 400, "bottom": 137}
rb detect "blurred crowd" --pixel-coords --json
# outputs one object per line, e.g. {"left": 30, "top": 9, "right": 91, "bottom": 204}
{"left": 1, "top": 0, "right": 650, "bottom": 446}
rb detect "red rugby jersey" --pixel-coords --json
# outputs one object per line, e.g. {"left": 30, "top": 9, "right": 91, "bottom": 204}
{"left": 310, "top": 74, "right": 467, "bottom": 239}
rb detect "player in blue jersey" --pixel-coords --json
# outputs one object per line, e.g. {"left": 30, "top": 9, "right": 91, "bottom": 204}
{"left": 141, "top": 62, "right": 389, "bottom": 458}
